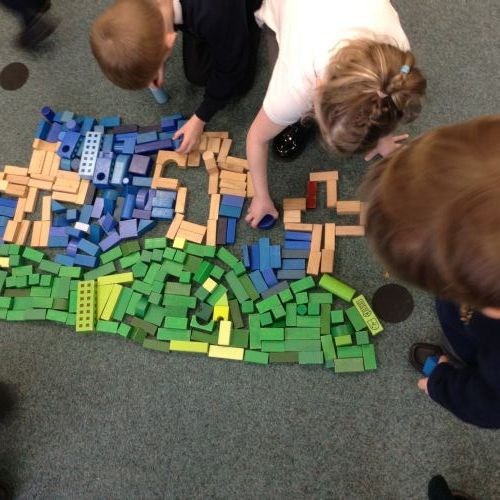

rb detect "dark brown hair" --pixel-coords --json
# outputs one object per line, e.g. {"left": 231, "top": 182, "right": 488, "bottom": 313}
{"left": 315, "top": 39, "right": 426, "bottom": 155}
{"left": 361, "top": 115, "right": 500, "bottom": 308}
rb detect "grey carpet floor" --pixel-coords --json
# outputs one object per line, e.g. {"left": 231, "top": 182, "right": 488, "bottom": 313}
{"left": 1, "top": 1, "right": 499, "bottom": 498}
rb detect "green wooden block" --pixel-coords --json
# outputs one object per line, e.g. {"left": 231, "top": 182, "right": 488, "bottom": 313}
{"left": 151, "top": 248, "right": 165, "bottom": 263}
{"left": 272, "top": 304, "right": 286, "bottom": 320}
{"left": 355, "top": 330, "right": 370, "bottom": 345}
{"left": 8, "top": 244, "right": 21, "bottom": 255}
{"left": 362, "top": 343, "right": 377, "bottom": 370}
{"left": 162, "top": 260, "right": 183, "bottom": 278}
{"left": 309, "top": 292, "right": 333, "bottom": 304}
{"left": 173, "top": 250, "right": 186, "bottom": 264}
{"left": 225, "top": 270, "right": 249, "bottom": 303}
{"left": 216, "top": 247, "right": 239, "bottom": 267}
{"left": 190, "top": 316, "right": 215, "bottom": 332}
{"left": 260, "top": 311, "right": 273, "bottom": 326}
{"left": 297, "top": 304, "right": 308, "bottom": 316}
{"left": 285, "top": 303, "right": 297, "bottom": 326}
{"left": 52, "top": 277, "right": 71, "bottom": 299}
{"left": 261, "top": 340, "right": 286, "bottom": 352}
{"left": 12, "top": 265, "right": 33, "bottom": 277}
{"left": 206, "top": 284, "right": 228, "bottom": 306}
{"left": 183, "top": 242, "right": 206, "bottom": 257}
{"left": 210, "top": 265, "right": 225, "bottom": 280}
{"left": 52, "top": 298, "right": 68, "bottom": 310}
{"left": 23, "top": 309, "right": 47, "bottom": 321}
{"left": 256, "top": 295, "right": 280, "bottom": 314}
{"left": 162, "top": 246, "right": 176, "bottom": 261}
{"left": 284, "top": 339, "right": 322, "bottom": 351}
{"left": 191, "top": 329, "right": 219, "bottom": 344}
{"left": 144, "top": 238, "right": 167, "bottom": 250}
{"left": 66, "top": 313, "right": 76, "bottom": 326}
{"left": 140, "top": 249, "right": 152, "bottom": 263}
{"left": 145, "top": 305, "right": 168, "bottom": 326}
{"left": 14, "top": 276, "right": 28, "bottom": 288}
{"left": 244, "top": 350, "right": 269, "bottom": 364}
{"left": 46, "top": 309, "right": 68, "bottom": 323}
{"left": 269, "top": 352, "right": 299, "bottom": 363}
{"left": 143, "top": 338, "right": 170, "bottom": 352}
{"left": 278, "top": 288, "right": 293, "bottom": 304}
{"left": 230, "top": 329, "right": 249, "bottom": 348}
{"left": 334, "top": 335, "right": 352, "bottom": 347}
{"left": 132, "top": 280, "right": 152, "bottom": 295}
{"left": 195, "top": 302, "right": 213, "bottom": 322}
{"left": 179, "top": 271, "right": 192, "bottom": 284}
{"left": 130, "top": 327, "right": 148, "bottom": 344}
{"left": 96, "top": 320, "right": 120, "bottom": 334}
{"left": 290, "top": 276, "right": 315, "bottom": 294}
{"left": 331, "top": 323, "right": 355, "bottom": 337}
{"left": 285, "top": 327, "right": 320, "bottom": 340}
{"left": 320, "top": 334, "right": 336, "bottom": 361}
{"left": 203, "top": 245, "right": 216, "bottom": 258}
{"left": 229, "top": 299, "right": 244, "bottom": 329}
{"left": 127, "top": 316, "right": 157, "bottom": 335}
{"left": 164, "top": 305, "right": 189, "bottom": 318}
{"left": 165, "top": 282, "right": 191, "bottom": 296}
{"left": 260, "top": 328, "right": 284, "bottom": 341}
{"left": 39, "top": 259, "right": 61, "bottom": 275}
{"left": 194, "top": 286, "right": 210, "bottom": 302}
{"left": 163, "top": 294, "right": 196, "bottom": 309}
{"left": 0, "top": 310, "right": 8, "bottom": 319}
{"left": 143, "top": 262, "right": 161, "bottom": 284}
{"left": 241, "top": 300, "right": 254, "bottom": 314}
{"left": 299, "top": 351, "right": 324, "bottom": 364}
{"left": 9, "top": 255, "right": 21, "bottom": 267}
{"left": 330, "top": 309, "right": 344, "bottom": 324}
{"left": 193, "top": 261, "right": 213, "bottom": 284}
{"left": 58, "top": 266, "right": 82, "bottom": 279}
{"left": 113, "top": 287, "right": 133, "bottom": 322}
{"left": 337, "top": 345, "right": 363, "bottom": 358}
{"left": 307, "top": 302, "right": 320, "bottom": 316}
{"left": 21, "top": 247, "right": 45, "bottom": 263}
{"left": 69, "top": 290, "right": 77, "bottom": 313}
{"left": 334, "top": 357, "right": 365, "bottom": 373}
{"left": 134, "top": 295, "right": 149, "bottom": 318}
{"left": 28, "top": 274, "right": 40, "bottom": 286}
{"left": 125, "top": 291, "right": 143, "bottom": 316}
{"left": 84, "top": 262, "right": 116, "bottom": 281}
{"left": 352, "top": 294, "right": 384, "bottom": 335}
{"left": 157, "top": 328, "right": 191, "bottom": 341}
{"left": 0, "top": 297, "right": 12, "bottom": 308}
{"left": 320, "top": 304, "right": 331, "bottom": 335}
{"left": 232, "top": 261, "right": 246, "bottom": 276}
{"left": 296, "top": 315, "right": 321, "bottom": 328}
{"left": 6, "top": 310, "right": 25, "bottom": 321}
{"left": 183, "top": 255, "right": 203, "bottom": 273}
{"left": 238, "top": 274, "right": 259, "bottom": 301}
{"left": 151, "top": 281, "right": 164, "bottom": 294}
{"left": 249, "top": 314, "right": 261, "bottom": 350}
{"left": 119, "top": 252, "right": 141, "bottom": 269}
{"left": 346, "top": 305, "right": 366, "bottom": 331}
{"left": 295, "top": 291, "right": 308, "bottom": 305}
{"left": 165, "top": 317, "right": 189, "bottom": 330}
{"left": 100, "top": 246, "right": 123, "bottom": 265}
{"left": 117, "top": 323, "right": 132, "bottom": 338}
{"left": 319, "top": 275, "right": 356, "bottom": 302}
{"left": 30, "top": 286, "right": 51, "bottom": 297}
{"left": 147, "top": 292, "right": 161, "bottom": 305}
{"left": 131, "top": 261, "right": 148, "bottom": 278}
{"left": 120, "top": 240, "right": 141, "bottom": 256}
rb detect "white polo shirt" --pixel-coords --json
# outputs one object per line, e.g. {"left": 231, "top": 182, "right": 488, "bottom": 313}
{"left": 255, "top": 0, "right": 411, "bottom": 126}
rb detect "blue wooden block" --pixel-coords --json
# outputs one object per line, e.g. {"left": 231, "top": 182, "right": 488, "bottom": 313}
{"left": 160, "top": 116, "right": 178, "bottom": 132}
{"left": 128, "top": 154, "right": 151, "bottom": 176}
{"left": 257, "top": 214, "right": 276, "bottom": 230}
{"left": 131, "top": 176, "right": 152, "bottom": 187}
{"left": 151, "top": 207, "right": 174, "bottom": 220}
{"left": 276, "top": 269, "right": 306, "bottom": 280}
{"left": 121, "top": 193, "right": 136, "bottom": 219}
{"left": 99, "top": 230, "right": 121, "bottom": 252}
{"left": 120, "top": 137, "right": 137, "bottom": 155}
{"left": 47, "top": 235, "right": 70, "bottom": 248}
{"left": 102, "top": 198, "right": 116, "bottom": 215}
{"left": 77, "top": 238, "right": 101, "bottom": 256}
{"left": 66, "top": 209, "right": 78, "bottom": 222}
{"left": 40, "top": 105, "right": 55, "bottom": 122}
{"left": 59, "top": 158, "right": 72, "bottom": 171}
{"left": 226, "top": 217, "right": 237, "bottom": 245}
{"left": 79, "top": 205, "right": 93, "bottom": 224}
{"left": 51, "top": 200, "right": 66, "bottom": 213}
{"left": 92, "top": 156, "right": 113, "bottom": 188}
{"left": 173, "top": 138, "right": 182, "bottom": 150}
{"left": 159, "top": 131, "right": 174, "bottom": 141}
{"left": 250, "top": 244, "right": 260, "bottom": 271}
{"left": 134, "top": 139, "right": 173, "bottom": 155}
{"left": 137, "top": 219, "right": 157, "bottom": 236}
{"left": 102, "top": 134, "right": 114, "bottom": 153}
{"left": 115, "top": 132, "right": 137, "bottom": 141}
{"left": 52, "top": 215, "right": 70, "bottom": 227}
{"left": 110, "top": 154, "right": 131, "bottom": 187}
{"left": 423, "top": 355, "right": 439, "bottom": 377}
{"left": 119, "top": 219, "right": 138, "bottom": 239}
{"left": 0, "top": 215, "right": 9, "bottom": 226}
{"left": 99, "top": 116, "right": 121, "bottom": 128}
{"left": 0, "top": 198, "right": 17, "bottom": 208}
{"left": 92, "top": 125, "right": 104, "bottom": 134}
{"left": 282, "top": 248, "right": 310, "bottom": 259}
{"left": 269, "top": 245, "right": 282, "bottom": 269}
{"left": 91, "top": 198, "right": 104, "bottom": 219}
{"left": 221, "top": 195, "right": 245, "bottom": 208}
{"left": 283, "top": 240, "right": 311, "bottom": 250}
{"left": 219, "top": 204, "right": 242, "bottom": 219}
{"left": 89, "top": 224, "right": 103, "bottom": 244}
{"left": 55, "top": 254, "right": 75, "bottom": 266}
{"left": 80, "top": 117, "right": 96, "bottom": 134}
{"left": 65, "top": 227, "right": 85, "bottom": 239}
{"left": 281, "top": 258, "right": 306, "bottom": 270}
{"left": 249, "top": 270, "right": 268, "bottom": 294}
{"left": 242, "top": 245, "right": 251, "bottom": 268}
{"left": 135, "top": 188, "right": 150, "bottom": 210}
{"left": 99, "top": 213, "right": 116, "bottom": 233}
{"left": 0, "top": 206, "right": 15, "bottom": 218}
{"left": 74, "top": 253, "right": 98, "bottom": 268}
{"left": 132, "top": 209, "right": 152, "bottom": 220}
{"left": 66, "top": 238, "right": 79, "bottom": 257}
{"left": 136, "top": 131, "right": 158, "bottom": 144}
{"left": 57, "top": 131, "right": 81, "bottom": 159}
{"left": 284, "top": 231, "right": 312, "bottom": 241}
{"left": 261, "top": 268, "right": 278, "bottom": 287}
{"left": 259, "top": 237, "right": 271, "bottom": 271}
{"left": 34, "top": 119, "right": 51, "bottom": 140}
{"left": 151, "top": 197, "right": 173, "bottom": 208}
{"left": 59, "top": 110, "right": 74, "bottom": 123}
{"left": 46, "top": 122, "right": 63, "bottom": 143}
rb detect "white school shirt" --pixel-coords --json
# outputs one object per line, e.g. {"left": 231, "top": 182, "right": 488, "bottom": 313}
{"left": 255, "top": 0, "right": 411, "bottom": 126}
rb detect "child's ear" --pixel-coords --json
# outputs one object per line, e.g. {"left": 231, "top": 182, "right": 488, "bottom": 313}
{"left": 165, "top": 31, "right": 177, "bottom": 56}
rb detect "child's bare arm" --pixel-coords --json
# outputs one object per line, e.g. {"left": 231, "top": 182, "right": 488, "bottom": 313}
{"left": 245, "top": 108, "right": 286, "bottom": 228}
{"left": 364, "top": 134, "right": 409, "bottom": 161}
{"left": 173, "top": 115, "right": 205, "bottom": 154}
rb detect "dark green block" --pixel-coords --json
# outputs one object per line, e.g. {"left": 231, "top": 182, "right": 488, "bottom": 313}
{"left": 337, "top": 345, "right": 363, "bottom": 358}
{"left": 269, "top": 352, "right": 299, "bottom": 363}
{"left": 231, "top": 329, "right": 249, "bottom": 348}
{"left": 143, "top": 338, "right": 170, "bottom": 352}
{"left": 298, "top": 351, "right": 324, "bottom": 364}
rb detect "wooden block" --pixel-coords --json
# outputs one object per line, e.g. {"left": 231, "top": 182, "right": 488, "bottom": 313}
{"left": 217, "top": 138, "right": 232, "bottom": 163}
{"left": 219, "top": 170, "right": 247, "bottom": 182}
{"left": 31, "top": 221, "right": 42, "bottom": 247}
{"left": 326, "top": 180, "right": 337, "bottom": 208}
{"left": 28, "top": 173, "right": 55, "bottom": 182}
{"left": 174, "top": 187, "right": 187, "bottom": 214}
{"left": 336, "top": 200, "right": 362, "bottom": 214}
{"left": 206, "top": 219, "right": 217, "bottom": 246}
{"left": 283, "top": 198, "right": 306, "bottom": 211}
{"left": 219, "top": 179, "right": 247, "bottom": 191}
{"left": 41, "top": 195, "right": 52, "bottom": 221}
{"left": 55, "top": 170, "right": 80, "bottom": 180}
{"left": 4, "top": 165, "right": 29, "bottom": 176}
{"left": 53, "top": 178, "right": 80, "bottom": 194}
{"left": 310, "top": 224, "right": 323, "bottom": 251}
{"left": 283, "top": 210, "right": 301, "bottom": 223}
{"left": 39, "top": 220, "right": 50, "bottom": 246}
{"left": 32, "top": 138, "right": 59, "bottom": 152}
{"left": 203, "top": 131, "right": 229, "bottom": 139}
{"left": 218, "top": 320, "right": 232, "bottom": 345}
{"left": 216, "top": 217, "right": 227, "bottom": 244}
{"left": 15, "top": 220, "right": 31, "bottom": 245}
{"left": 199, "top": 135, "right": 208, "bottom": 152}
{"left": 176, "top": 228, "right": 205, "bottom": 244}
{"left": 3, "top": 220, "right": 19, "bottom": 243}
{"left": 28, "top": 178, "right": 53, "bottom": 191}
{"left": 52, "top": 191, "right": 78, "bottom": 203}
{"left": 179, "top": 220, "right": 206, "bottom": 235}
{"left": 153, "top": 178, "right": 181, "bottom": 191}
{"left": 5, "top": 183, "right": 28, "bottom": 198}
{"left": 208, "top": 345, "right": 244, "bottom": 361}
{"left": 219, "top": 187, "right": 247, "bottom": 197}
{"left": 335, "top": 225, "right": 365, "bottom": 236}
{"left": 324, "top": 223, "right": 336, "bottom": 250}
{"left": 165, "top": 213, "right": 184, "bottom": 240}
{"left": 208, "top": 172, "right": 219, "bottom": 195}
{"left": 187, "top": 150, "right": 201, "bottom": 167}
{"left": 202, "top": 151, "right": 218, "bottom": 175}
{"left": 246, "top": 174, "right": 254, "bottom": 198}
{"left": 41, "top": 151, "right": 55, "bottom": 176}
{"left": 209, "top": 194, "right": 221, "bottom": 220}
{"left": 284, "top": 223, "right": 314, "bottom": 231}
{"left": 359, "top": 202, "right": 367, "bottom": 226}
{"left": 49, "top": 152, "right": 61, "bottom": 177}
{"left": 225, "top": 156, "right": 248, "bottom": 170}
{"left": 306, "top": 251, "right": 322, "bottom": 276}
{"left": 0, "top": 180, "right": 7, "bottom": 193}
{"left": 156, "top": 150, "right": 188, "bottom": 168}
{"left": 218, "top": 162, "right": 246, "bottom": 174}
{"left": 207, "top": 137, "right": 221, "bottom": 154}
{"left": 13, "top": 197, "right": 27, "bottom": 222}
{"left": 76, "top": 180, "right": 94, "bottom": 205}
{"left": 309, "top": 171, "right": 339, "bottom": 182}
{"left": 320, "top": 249, "right": 335, "bottom": 273}
{"left": 25, "top": 187, "right": 38, "bottom": 213}
{"left": 28, "top": 150, "right": 46, "bottom": 174}
{"left": 5, "top": 174, "right": 30, "bottom": 185}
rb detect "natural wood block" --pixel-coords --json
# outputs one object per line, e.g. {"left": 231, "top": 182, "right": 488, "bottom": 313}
{"left": 28, "top": 178, "right": 53, "bottom": 191}
{"left": 219, "top": 179, "right": 247, "bottom": 191}
{"left": 3, "top": 220, "right": 19, "bottom": 243}
{"left": 13, "top": 197, "right": 27, "bottom": 222}
{"left": 199, "top": 135, "right": 208, "bottom": 152}
{"left": 39, "top": 220, "right": 50, "bottom": 246}
{"left": 156, "top": 150, "right": 188, "bottom": 168}
{"left": 166, "top": 213, "right": 184, "bottom": 240}
{"left": 246, "top": 174, "right": 254, "bottom": 198}
{"left": 76, "top": 180, "right": 94, "bottom": 205}
{"left": 28, "top": 150, "right": 46, "bottom": 174}
{"left": 202, "top": 151, "right": 219, "bottom": 175}
{"left": 335, "top": 225, "right": 365, "bottom": 236}
{"left": 208, "top": 173, "right": 219, "bottom": 195}
{"left": 225, "top": 156, "right": 248, "bottom": 170}
{"left": 15, "top": 220, "right": 31, "bottom": 245}
{"left": 283, "top": 210, "right": 301, "bottom": 223}
{"left": 176, "top": 228, "right": 205, "bottom": 244}
{"left": 309, "top": 171, "right": 339, "bottom": 182}
{"left": 5, "top": 183, "right": 28, "bottom": 197}
{"left": 31, "top": 220, "right": 42, "bottom": 247}
{"left": 5, "top": 174, "right": 29, "bottom": 186}
{"left": 179, "top": 220, "right": 206, "bottom": 235}
{"left": 41, "top": 151, "right": 55, "bottom": 176}
{"left": 359, "top": 202, "right": 367, "bottom": 226}
{"left": 219, "top": 187, "right": 247, "bottom": 197}
{"left": 326, "top": 180, "right": 337, "bottom": 208}
{"left": 219, "top": 170, "right": 246, "bottom": 182}
{"left": 25, "top": 187, "right": 38, "bottom": 213}
{"left": 49, "top": 152, "right": 61, "bottom": 177}
{"left": 52, "top": 191, "right": 78, "bottom": 203}
{"left": 209, "top": 194, "right": 221, "bottom": 220}
{"left": 203, "top": 131, "right": 229, "bottom": 139}
{"left": 32, "top": 138, "right": 59, "bottom": 152}
{"left": 306, "top": 251, "right": 322, "bottom": 276}
{"left": 217, "top": 138, "right": 232, "bottom": 163}
{"left": 29, "top": 173, "right": 55, "bottom": 182}
{"left": 55, "top": 170, "right": 80, "bottom": 180}
{"left": 324, "top": 223, "right": 336, "bottom": 250}
{"left": 153, "top": 178, "right": 180, "bottom": 191}
{"left": 320, "top": 249, "right": 335, "bottom": 273}
{"left": 283, "top": 198, "right": 306, "bottom": 211}
{"left": 207, "top": 137, "right": 222, "bottom": 154}
{"left": 206, "top": 219, "right": 217, "bottom": 246}
{"left": 53, "top": 178, "right": 80, "bottom": 194}
{"left": 336, "top": 200, "right": 362, "bottom": 215}
{"left": 218, "top": 162, "right": 246, "bottom": 174}
{"left": 175, "top": 187, "right": 187, "bottom": 214}
{"left": 310, "top": 224, "right": 323, "bottom": 251}
{"left": 41, "top": 195, "right": 52, "bottom": 221}
{"left": 4, "top": 165, "right": 29, "bottom": 176}
{"left": 187, "top": 150, "right": 201, "bottom": 167}
{"left": 284, "top": 222, "right": 313, "bottom": 231}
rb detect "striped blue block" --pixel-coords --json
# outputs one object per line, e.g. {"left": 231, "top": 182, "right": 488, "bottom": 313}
{"left": 281, "top": 258, "right": 306, "bottom": 270}
{"left": 259, "top": 237, "right": 271, "bottom": 271}
{"left": 270, "top": 245, "right": 282, "bottom": 269}
{"left": 249, "top": 270, "right": 268, "bottom": 294}
{"left": 284, "top": 240, "right": 311, "bottom": 250}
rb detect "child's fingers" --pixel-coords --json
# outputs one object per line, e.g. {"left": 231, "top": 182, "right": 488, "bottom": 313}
{"left": 417, "top": 377, "right": 429, "bottom": 394}
{"left": 394, "top": 134, "right": 409, "bottom": 142}
{"left": 364, "top": 149, "right": 378, "bottom": 161}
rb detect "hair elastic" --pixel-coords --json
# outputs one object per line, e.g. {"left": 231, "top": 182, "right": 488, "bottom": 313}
{"left": 400, "top": 64, "right": 411, "bottom": 74}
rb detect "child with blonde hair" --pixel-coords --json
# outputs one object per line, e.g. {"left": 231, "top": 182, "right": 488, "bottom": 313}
{"left": 90, "top": 0, "right": 261, "bottom": 153}
{"left": 362, "top": 115, "right": 500, "bottom": 429}
{"left": 245, "top": 0, "right": 426, "bottom": 228}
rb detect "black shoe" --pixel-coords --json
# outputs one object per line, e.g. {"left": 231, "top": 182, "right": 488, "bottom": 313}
{"left": 0, "top": 480, "right": 12, "bottom": 500}
{"left": 428, "top": 475, "right": 476, "bottom": 500}
{"left": 409, "top": 343, "right": 444, "bottom": 374}
{"left": 17, "top": 10, "right": 59, "bottom": 49}
{"left": 272, "top": 121, "right": 314, "bottom": 161}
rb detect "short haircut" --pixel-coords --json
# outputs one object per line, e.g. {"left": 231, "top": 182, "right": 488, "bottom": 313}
{"left": 90, "top": 0, "right": 167, "bottom": 90}
{"left": 361, "top": 115, "right": 500, "bottom": 308}
{"left": 314, "top": 39, "right": 426, "bottom": 155}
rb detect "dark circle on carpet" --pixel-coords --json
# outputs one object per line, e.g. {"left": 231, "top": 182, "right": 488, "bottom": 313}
{"left": 372, "top": 283, "right": 414, "bottom": 323}
{"left": 0, "top": 62, "right": 29, "bottom": 91}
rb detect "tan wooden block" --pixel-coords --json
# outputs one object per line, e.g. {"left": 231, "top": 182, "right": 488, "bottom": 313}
{"left": 219, "top": 170, "right": 246, "bottom": 182}
{"left": 284, "top": 222, "right": 314, "bottom": 231}
{"left": 326, "top": 180, "right": 337, "bottom": 208}
{"left": 13, "top": 197, "right": 27, "bottom": 222}
{"left": 153, "top": 178, "right": 181, "bottom": 190}
{"left": 31, "top": 221, "right": 42, "bottom": 247}
{"left": 5, "top": 174, "right": 30, "bottom": 185}
{"left": 320, "top": 249, "right": 335, "bottom": 273}
{"left": 218, "top": 162, "right": 246, "bottom": 174}
{"left": 28, "top": 178, "right": 53, "bottom": 191}
{"left": 32, "top": 139, "right": 59, "bottom": 152}
{"left": 283, "top": 198, "right": 306, "bottom": 211}
{"left": 25, "top": 187, "right": 38, "bottom": 213}
{"left": 175, "top": 187, "right": 187, "bottom": 214}
{"left": 55, "top": 170, "right": 80, "bottom": 180}
{"left": 79, "top": 181, "right": 95, "bottom": 206}
{"left": 217, "top": 138, "right": 232, "bottom": 163}
{"left": 324, "top": 223, "right": 336, "bottom": 250}
{"left": 176, "top": 228, "right": 204, "bottom": 244}
{"left": 207, "top": 137, "right": 221, "bottom": 154}
{"left": 41, "top": 151, "right": 55, "bottom": 176}
{"left": 39, "top": 220, "right": 50, "bottom": 246}
{"left": 0, "top": 180, "right": 7, "bottom": 192}
{"left": 202, "top": 151, "right": 218, "bottom": 175}
{"left": 283, "top": 210, "right": 301, "bottom": 223}
{"left": 203, "top": 131, "right": 229, "bottom": 139}
{"left": 41, "top": 195, "right": 52, "bottom": 221}
{"left": 52, "top": 179, "right": 80, "bottom": 194}
{"left": 209, "top": 194, "right": 221, "bottom": 220}
{"left": 166, "top": 213, "right": 184, "bottom": 240}
{"left": 246, "top": 174, "right": 254, "bottom": 198}
{"left": 179, "top": 220, "right": 206, "bottom": 235}
{"left": 52, "top": 191, "right": 78, "bottom": 203}
{"left": 309, "top": 171, "right": 339, "bottom": 182}
{"left": 15, "top": 220, "right": 31, "bottom": 245}
{"left": 206, "top": 219, "right": 217, "bottom": 246}
{"left": 156, "top": 150, "right": 188, "bottom": 168}
{"left": 0, "top": 172, "right": 4, "bottom": 180}
{"left": 335, "top": 225, "right": 365, "bottom": 236}
{"left": 28, "top": 173, "right": 55, "bottom": 182}
{"left": 225, "top": 156, "right": 248, "bottom": 170}
{"left": 187, "top": 150, "right": 201, "bottom": 167}
{"left": 28, "top": 150, "right": 46, "bottom": 174}
{"left": 219, "top": 180, "right": 247, "bottom": 191}
{"left": 208, "top": 172, "right": 219, "bottom": 195}
{"left": 49, "top": 151, "right": 61, "bottom": 176}
{"left": 3, "top": 220, "right": 19, "bottom": 243}
{"left": 359, "top": 202, "right": 367, "bottom": 226}
{"left": 306, "top": 251, "right": 322, "bottom": 276}
{"left": 199, "top": 135, "right": 208, "bottom": 152}
{"left": 5, "top": 183, "right": 28, "bottom": 197}
{"left": 4, "top": 165, "right": 29, "bottom": 176}
{"left": 219, "top": 187, "right": 246, "bottom": 197}
{"left": 336, "top": 200, "right": 362, "bottom": 215}
{"left": 310, "top": 224, "right": 323, "bottom": 251}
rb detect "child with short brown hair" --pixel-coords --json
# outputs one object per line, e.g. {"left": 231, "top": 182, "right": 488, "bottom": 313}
{"left": 362, "top": 115, "right": 500, "bottom": 429}
{"left": 90, "top": 0, "right": 261, "bottom": 153}
{"left": 245, "top": 0, "right": 426, "bottom": 228}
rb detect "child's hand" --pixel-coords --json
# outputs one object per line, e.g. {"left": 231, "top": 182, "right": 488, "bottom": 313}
{"left": 174, "top": 115, "right": 205, "bottom": 154}
{"left": 417, "top": 355, "right": 449, "bottom": 395}
{"left": 364, "top": 134, "right": 409, "bottom": 161}
{"left": 245, "top": 196, "right": 278, "bottom": 229}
